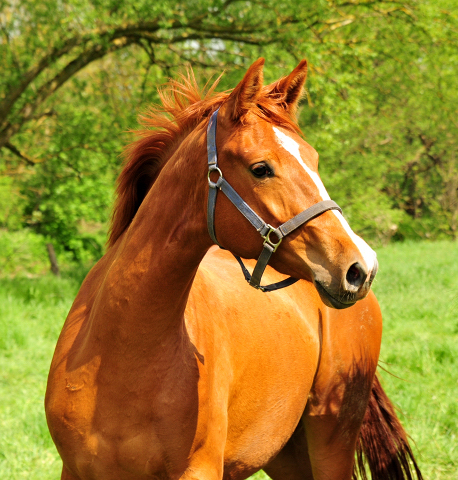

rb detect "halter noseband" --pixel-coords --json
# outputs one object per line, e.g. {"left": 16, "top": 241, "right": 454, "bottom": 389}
{"left": 207, "top": 108, "right": 342, "bottom": 292}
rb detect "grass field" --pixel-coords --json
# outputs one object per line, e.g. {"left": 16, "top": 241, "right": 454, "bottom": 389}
{"left": 0, "top": 241, "right": 457, "bottom": 479}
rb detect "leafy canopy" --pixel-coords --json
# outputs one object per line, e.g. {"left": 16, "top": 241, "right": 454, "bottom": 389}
{"left": 1, "top": 0, "right": 457, "bottom": 261}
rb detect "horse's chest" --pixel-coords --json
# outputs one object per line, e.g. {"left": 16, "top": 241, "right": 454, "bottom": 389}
{"left": 48, "top": 342, "right": 203, "bottom": 478}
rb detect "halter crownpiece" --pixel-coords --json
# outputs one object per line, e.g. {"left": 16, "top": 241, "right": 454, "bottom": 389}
{"left": 206, "top": 108, "right": 342, "bottom": 292}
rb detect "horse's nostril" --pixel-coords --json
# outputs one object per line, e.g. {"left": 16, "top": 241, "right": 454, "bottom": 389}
{"left": 346, "top": 262, "right": 366, "bottom": 287}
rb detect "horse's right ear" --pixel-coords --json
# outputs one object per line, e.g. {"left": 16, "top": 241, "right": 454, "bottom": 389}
{"left": 225, "top": 58, "right": 265, "bottom": 121}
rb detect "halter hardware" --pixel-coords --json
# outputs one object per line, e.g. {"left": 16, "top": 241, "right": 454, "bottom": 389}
{"left": 206, "top": 108, "right": 342, "bottom": 292}
{"left": 207, "top": 166, "right": 223, "bottom": 188}
{"left": 262, "top": 227, "right": 282, "bottom": 252}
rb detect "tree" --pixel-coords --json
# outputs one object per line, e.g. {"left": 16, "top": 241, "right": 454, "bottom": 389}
{"left": 1, "top": 0, "right": 455, "bottom": 261}
{"left": 302, "top": 0, "right": 458, "bottom": 241}
{"left": 2, "top": 0, "right": 413, "bottom": 156}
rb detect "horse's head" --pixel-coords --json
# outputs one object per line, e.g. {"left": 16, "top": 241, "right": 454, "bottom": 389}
{"left": 209, "top": 58, "right": 377, "bottom": 308}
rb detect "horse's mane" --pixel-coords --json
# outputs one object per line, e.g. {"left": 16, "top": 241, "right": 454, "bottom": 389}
{"left": 108, "top": 69, "right": 301, "bottom": 247}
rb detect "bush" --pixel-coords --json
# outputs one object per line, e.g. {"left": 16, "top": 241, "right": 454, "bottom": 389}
{"left": 0, "top": 229, "right": 50, "bottom": 276}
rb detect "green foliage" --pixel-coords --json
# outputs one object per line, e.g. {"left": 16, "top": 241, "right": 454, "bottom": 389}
{"left": 299, "top": 0, "right": 458, "bottom": 243}
{"left": 18, "top": 105, "right": 114, "bottom": 260}
{"left": 0, "top": 0, "right": 457, "bottom": 255}
{"left": 0, "top": 176, "right": 24, "bottom": 229}
{"left": 0, "top": 229, "right": 50, "bottom": 275}
{"left": 0, "top": 227, "right": 99, "bottom": 275}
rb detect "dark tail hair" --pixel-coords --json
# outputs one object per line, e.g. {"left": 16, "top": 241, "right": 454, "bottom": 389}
{"left": 353, "top": 375, "right": 423, "bottom": 480}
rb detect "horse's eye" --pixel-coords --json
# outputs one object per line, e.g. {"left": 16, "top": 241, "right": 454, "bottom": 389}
{"left": 251, "top": 163, "right": 273, "bottom": 178}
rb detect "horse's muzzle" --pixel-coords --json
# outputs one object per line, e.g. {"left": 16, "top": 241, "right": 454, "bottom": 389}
{"left": 314, "top": 258, "right": 378, "bottom": 309}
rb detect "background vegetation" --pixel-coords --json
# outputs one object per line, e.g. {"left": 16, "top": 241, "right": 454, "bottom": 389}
{"left": 1, "top": 0, "right": 457, "bottom": 263}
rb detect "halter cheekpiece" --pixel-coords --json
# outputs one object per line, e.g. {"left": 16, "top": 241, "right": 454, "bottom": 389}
{"left": 207, "top": 108, "right": 342, "bottom": 292}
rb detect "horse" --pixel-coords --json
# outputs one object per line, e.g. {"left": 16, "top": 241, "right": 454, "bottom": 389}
{"left": 45, "top": 59, "right": 422, "bottom": 480}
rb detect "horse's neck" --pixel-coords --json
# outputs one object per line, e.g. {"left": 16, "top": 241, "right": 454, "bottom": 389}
{"left": 96, "top": 128, "right": 210, "bottom": 343}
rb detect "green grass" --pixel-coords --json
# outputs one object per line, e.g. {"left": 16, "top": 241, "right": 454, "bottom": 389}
{"left": 370, "top": 241, "right": 458, "bottom": 479}
{"left": 0, "top": 267, "right": 88, "bottom": 479}
{"left": 0, "top": 241, "right": 457, "bottom": 479}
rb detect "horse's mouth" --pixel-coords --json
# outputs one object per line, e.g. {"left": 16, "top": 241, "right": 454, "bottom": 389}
{"left": 314, "top": 281, "right": 357, "bottom": 310}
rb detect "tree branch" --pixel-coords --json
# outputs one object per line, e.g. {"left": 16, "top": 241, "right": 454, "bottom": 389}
{"left": 0, "top": 21, "right": 164, "bottom": 125}
{"left": 0, "top": 36, "right": 137, "bottom": 149}
{"left": 0, "top": 1, "right": 405, "bottom": 156}
{"left": 0, "top": 37, "right": 84, "bottom": 125}
{"left": 4, "top": 142, "right": 40, "bottom": 166}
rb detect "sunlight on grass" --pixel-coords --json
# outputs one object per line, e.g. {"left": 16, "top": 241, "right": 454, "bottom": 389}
{"left": 372, "top": 241, "right": 458, "bottom": 479}
{"left": 0, "top": 270, "right": 85, "bottom": 479}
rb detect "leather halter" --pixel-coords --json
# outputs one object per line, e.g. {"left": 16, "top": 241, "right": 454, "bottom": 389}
{"left": 206, "top": 108, "right": 342, "bottom": 292}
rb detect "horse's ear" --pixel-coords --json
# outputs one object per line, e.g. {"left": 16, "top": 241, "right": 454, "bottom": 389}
{"left": 226, "top": 58, "right": 265, "bottom": 121}
{"left": 274, "top": 59, "right": 308, "bottom": 114}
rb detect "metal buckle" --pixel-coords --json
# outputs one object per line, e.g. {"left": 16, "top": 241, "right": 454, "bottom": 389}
{"left": 262, "top": 225, "right": 282, "bottom": 252}
{"left": 208, "top": 166, "right": 223, "bottom": 188}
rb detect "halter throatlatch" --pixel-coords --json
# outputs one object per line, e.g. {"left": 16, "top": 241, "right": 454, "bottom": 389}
{"left": 207, "top": 108, "right": 342, "bottom": 292}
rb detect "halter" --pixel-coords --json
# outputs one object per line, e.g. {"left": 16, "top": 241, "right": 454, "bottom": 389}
{"left": 207, "top": 108, "right": 342, "bottom": 292}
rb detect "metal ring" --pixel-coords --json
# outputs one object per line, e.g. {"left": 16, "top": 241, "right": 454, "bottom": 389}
{"left": 262, "top": 226, "right": 283, "bottom": 252}
{"left": 208, "top": 167, "right": 223, "bottom": 188}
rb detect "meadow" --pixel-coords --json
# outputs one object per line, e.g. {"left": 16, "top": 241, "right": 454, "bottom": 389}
{"left": 0, "top": 240, "right": 456, "bottom": 479}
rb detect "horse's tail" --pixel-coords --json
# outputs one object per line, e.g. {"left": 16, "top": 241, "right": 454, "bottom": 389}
{"left": 353, "top": 375, "right": 423, "bottom": 480}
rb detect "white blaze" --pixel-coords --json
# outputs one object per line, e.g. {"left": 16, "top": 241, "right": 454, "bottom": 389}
{"left": 273, "top": 126, "right": 376, "bottom": 272}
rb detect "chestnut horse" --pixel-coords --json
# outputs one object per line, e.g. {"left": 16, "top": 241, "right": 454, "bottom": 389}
{"left": 46, "top": 59, "right": 422, "bottom": 480}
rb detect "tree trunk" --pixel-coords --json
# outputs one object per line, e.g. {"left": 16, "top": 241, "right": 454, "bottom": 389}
{"left": 46, "top": 243, "right": 60, "bottom": 276}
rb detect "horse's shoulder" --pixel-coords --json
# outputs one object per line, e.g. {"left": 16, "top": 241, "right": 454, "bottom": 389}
{"left": 326, "top": 290, "right": 382, "bottom": 339}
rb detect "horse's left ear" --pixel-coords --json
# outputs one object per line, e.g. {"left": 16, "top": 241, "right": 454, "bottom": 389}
{"left": 273, "top": 59, "right": 308, "bottom": 115}
{"left": 225, "top": 58, "right": 265, "bottom": 121}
